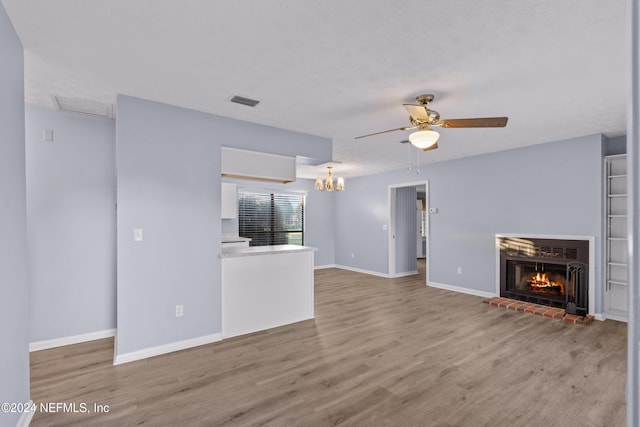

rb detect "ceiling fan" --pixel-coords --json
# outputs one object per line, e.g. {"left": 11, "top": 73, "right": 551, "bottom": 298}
{"left": 355, "top": 94, "right": 508, "bottom": 151}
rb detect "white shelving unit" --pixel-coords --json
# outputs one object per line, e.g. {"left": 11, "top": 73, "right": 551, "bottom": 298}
{"left": 604, "top": 154, "right": 628, "bottom": 321}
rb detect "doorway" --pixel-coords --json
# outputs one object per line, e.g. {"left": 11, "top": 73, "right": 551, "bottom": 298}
{"left": 388, "top": 180, "right": 429, "bottom": 284}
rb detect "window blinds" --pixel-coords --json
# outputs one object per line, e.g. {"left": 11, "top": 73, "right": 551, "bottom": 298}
{"left": 238, "top": 190, "right": 304, "bottom": 246}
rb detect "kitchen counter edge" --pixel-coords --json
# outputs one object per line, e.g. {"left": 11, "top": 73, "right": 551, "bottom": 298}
{"left": 220, "top": 244, "right": 318, "bottom": 258}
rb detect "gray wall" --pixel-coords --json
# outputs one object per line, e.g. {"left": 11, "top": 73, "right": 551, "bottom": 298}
{"left": 335, "top": 134, "right": 604, "bottom": 310}
{"left": 25, "top": 105, "right": 116, "bottom": 342}
{"left": 0, "top": 3, "right": 30, "bottom": 426}
{"left": 116, "top": 95, "right": 332, "bottom": 356}
{"left": 394, "top": 186, "right": 417, "bottom": 274}
{"left": 222, "top": 177, "right": 336, "bottom": 267}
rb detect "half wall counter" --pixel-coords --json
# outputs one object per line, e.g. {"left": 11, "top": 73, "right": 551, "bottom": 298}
{"left": 220, "top": 244, "right": 317, "bottom": 338}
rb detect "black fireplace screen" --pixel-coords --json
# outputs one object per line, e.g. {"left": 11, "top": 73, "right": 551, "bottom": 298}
{"left": 506, "top": 261, "right": 567, "bottom": 301}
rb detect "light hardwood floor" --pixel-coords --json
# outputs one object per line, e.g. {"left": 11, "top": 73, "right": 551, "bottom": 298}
{"left": 30, "top": 267, "right": 626, "bottom": 426}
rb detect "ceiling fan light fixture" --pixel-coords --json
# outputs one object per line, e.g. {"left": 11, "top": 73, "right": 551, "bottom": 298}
{"left": 409, "top": 129, "right": 440, "bottom": 149}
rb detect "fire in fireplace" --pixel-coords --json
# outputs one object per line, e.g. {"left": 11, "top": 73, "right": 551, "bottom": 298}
{"left": 508, "top": 261, "right": 567, "bottom": 301}
{"left": 528, "top": 271, "right": 564, "bottom": 296}
{"left": 499, "top": 237, "right": 589, "bottom": 316}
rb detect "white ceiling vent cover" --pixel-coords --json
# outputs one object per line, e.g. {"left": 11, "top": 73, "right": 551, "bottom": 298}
{"left": 53, "top": 96, "right": 114, "bottom": 119}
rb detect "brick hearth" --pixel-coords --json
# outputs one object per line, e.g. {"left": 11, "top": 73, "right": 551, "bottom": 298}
{"left": 484, "top": 297, "right": 593, "bottom": 325}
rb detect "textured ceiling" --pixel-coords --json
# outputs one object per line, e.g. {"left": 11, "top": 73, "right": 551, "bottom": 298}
{"left": 1, "top": 0, "right": 627, "bottom": 178}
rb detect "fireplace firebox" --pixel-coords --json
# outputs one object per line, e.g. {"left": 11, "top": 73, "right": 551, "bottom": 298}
{"left": 499, "top": 237, "right": 589, "bottom": 316}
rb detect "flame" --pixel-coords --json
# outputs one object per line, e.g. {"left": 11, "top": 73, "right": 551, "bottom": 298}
{"left": 528, "top": 272, "right": 564, "bottom": 294}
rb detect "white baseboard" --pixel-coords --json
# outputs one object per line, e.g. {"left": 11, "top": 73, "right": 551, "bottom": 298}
{"left": 314, "top": 264, "right": 337, "bottom": 270}
{"left": 113, "top": 333, "right": 222, "bottom": 365}
{"left": 334, "top": 264, "right": 390, "bottom": 278}
{"left": 428, "top": 281, "right": 496, "bottom": 299}
{"left": 318, "top": 264, "right": 419, "bottom": 279}
{"left": 391, "top": 270, "right": 418, "bottom": 278}
{"left": 599, "top": 312, "right": 627, "bottom": 322}
{"left": 29, "top": 329, "right": 116, "bottom": 352}
{"left": 16, "top": 400, "right": 35, "bottom": 427}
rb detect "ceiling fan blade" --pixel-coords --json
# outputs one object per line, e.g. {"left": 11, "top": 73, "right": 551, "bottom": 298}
{"left": 422, "top": 142, "right": 438, "bottom": 152}
{"left": 403, "top": 104, "right": 429, "bottom": 121}
{"left": 355, "top": 126, "right": 416, "bottom": 139}
{"left": 437, "top": 117, "right": 508, "bottom": 128}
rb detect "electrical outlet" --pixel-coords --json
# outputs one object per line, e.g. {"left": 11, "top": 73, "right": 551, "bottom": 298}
{"left": 351, "top": 252, "right": 355, "bottom": 259}
{"left": 457, "top": 266, "right": 462, "bottom": 275}
{"left": 175, "top": 304, "right": 183, "bottom": 317}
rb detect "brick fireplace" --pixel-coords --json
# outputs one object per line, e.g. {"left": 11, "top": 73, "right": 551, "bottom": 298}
{"left": 496, "top": 235, "right": 594, "bottom": 317}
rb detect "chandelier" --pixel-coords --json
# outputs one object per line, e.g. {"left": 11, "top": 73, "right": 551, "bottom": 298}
{"left": 315, "top": 166, "right": 344, "bottom": 192}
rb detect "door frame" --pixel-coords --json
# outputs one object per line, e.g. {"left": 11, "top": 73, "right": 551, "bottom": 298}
{"left": 388, "top": 180, "right": 430, "bottom": 284}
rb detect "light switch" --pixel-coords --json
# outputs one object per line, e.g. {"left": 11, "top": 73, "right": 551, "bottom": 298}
{"left": 43, "top": 129, "right": 53, "bottom": 142}
{"left": 429, "top": 207, "right": 438, "bottom": 214}
{"left": 133, "top": 228, "right": 143, "bottom": 242}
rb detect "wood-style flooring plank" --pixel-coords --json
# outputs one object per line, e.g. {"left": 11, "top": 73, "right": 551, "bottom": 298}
{"left": 30, "top": 264, "right": 626, "bottom": 426}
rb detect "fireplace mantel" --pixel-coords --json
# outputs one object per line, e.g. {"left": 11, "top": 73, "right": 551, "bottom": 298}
{"left": 495, "top": 234, "right": 596, "bottom": 317}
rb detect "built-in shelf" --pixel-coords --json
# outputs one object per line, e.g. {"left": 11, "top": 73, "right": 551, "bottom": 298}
{"left": 608, "top": 280, "right": 629, "bottom": 287}
{"left": 607, "top": 262, "right": 628, "bottom": 267}
{"left": 604, "top": 154, "right": 629, "bottom": 321}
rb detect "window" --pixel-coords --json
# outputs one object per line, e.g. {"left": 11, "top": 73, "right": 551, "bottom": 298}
{"left": 238, "top": 189, "right": 304, "bottom": 246}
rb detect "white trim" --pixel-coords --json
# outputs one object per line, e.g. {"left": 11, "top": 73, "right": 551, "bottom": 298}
{"left": 630, "top": 3, "right": 640, "bottom": 423}
{"left": 314, "top": 264, "right": 337, "bottom": 270}
{"left": 29, "top": 329, "right": 116, "bottom": 352}
{"left": 387, "top": 180, "right": 430, "bottom": 283}
{"left": 321, "top": 265, "right": 422, "bottom": 279}
{"left": 334, "top": 264, "right": 390, "bottom": 278}
{"left": 16, "top": 400, "right": 35, "bottom": 427}
{"left": 593, "top": 313, "right": 607, "bottom": 322}
{"left": 428, "top": 281, "right": 497, "bottom": 299}
{"left": 113, "top": 333, "right": 222, "bottom": 365}
{"left": 390, "top": 270, "right": 418, "bottom": 278}
{"left": 602, "top": 312, "right": 628, "bottom": 323}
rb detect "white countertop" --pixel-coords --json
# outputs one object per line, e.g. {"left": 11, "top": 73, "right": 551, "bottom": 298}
{"left": 221, "top": 234, "right": 252, "bottom": 243}
{"left": 220, "top": 244, "right": 318, "bottom": 258}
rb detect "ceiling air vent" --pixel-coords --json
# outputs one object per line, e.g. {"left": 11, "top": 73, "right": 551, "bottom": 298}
{"left": 53, "top": 96, "right": 114, "bottom": 119}
{"left": 230, "top": 95, "right": 260, "bottom": 107}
